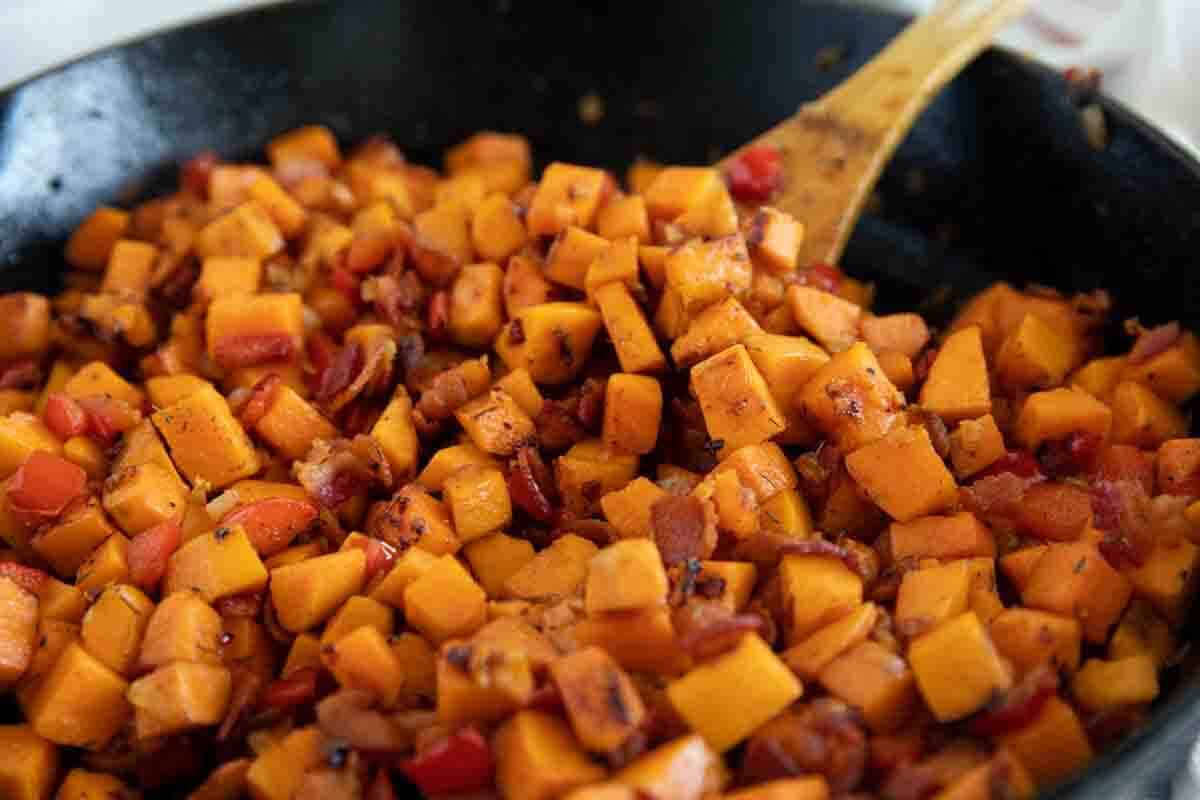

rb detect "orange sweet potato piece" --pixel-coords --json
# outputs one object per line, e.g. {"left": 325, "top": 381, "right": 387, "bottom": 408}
{"left": 860, "top": 313, "right": 930, "bottom": 359}
{"left": 908, "top": 611, "right": 1012, "bottom": 722}
{"left": 782, "top": 602, "right": 879, "bottom": 680}
{"left": 493, "top": 710, "right": 607, "bottom": 800}
{"left": 890, "top": 513, "right": 995, "bottom": 561}
{"left": 845, "top": 425, "right": 957, "bottom": 522}
{"left": 127, "top": 661, "right": 232, "bottom": 739}
{"left": 1021, "top": 542, "right": 1131, "bottom": 643}
{"left": 1111, "top": 380, "right": 1188, "bottom": 448}
{"left": 0, "top": 577, "right": 37, "bottom": 688}
{"left": 818, "top": 641, "right": 918, "bottom": 733}
{"left": 989, "top": 608, "right": 1082, "bottom": 676}
{"left": 0, "top": 725, "right": 59, "bottom": 800}
{"left": 919, "top": 326, "right": 991, "bottom": 422}
{"left": 797, "top": 342, "right": 906, "bottom": 452}
{"left": 552, "top": 646, "right": 647, "bottom": 753}
{"left": 997, "top": 696, "right": 1092, "bottom": 787}
{"left": 788, "top": 286, "right": 861, "bottom": 353}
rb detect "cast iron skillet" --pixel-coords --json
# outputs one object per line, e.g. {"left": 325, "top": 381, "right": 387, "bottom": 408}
{"left": 2, "top": 1, "right": 1200, "bottom": 797}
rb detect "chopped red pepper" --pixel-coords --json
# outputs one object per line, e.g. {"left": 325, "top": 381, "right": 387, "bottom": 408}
{"left": 128, "top": 518, "right": 183, "bottom": 591}
{"left": 221, "top": 497, "right": 319, "bottom": 556}
{"left": 237, "top": 373, "right": 283, "bottom": 428}
{"left": 725, "top": 143, "right": 784, "bottom": 204}
{"left": 969, "top": 669, "right": 1058, "bottom": 737}
{"left": 977, "top": 451, "right": 1043, "bottom": 481}
{"left": 43, "top": 392, "right": 88, "bottom": 439}
{"left": 259, "top": 667, "right": 320, "bottom": 711}
{"left": 76, "top": 395, "right": 142, "bottom": 443}
{"left": 6, "top": 451, "right": 88, "bottom": 524}
{"left": 211, "top": 333, "right": 298, "bottom": 370}
{"left": 399, "top": 725, "right": 493, "bottom": 796}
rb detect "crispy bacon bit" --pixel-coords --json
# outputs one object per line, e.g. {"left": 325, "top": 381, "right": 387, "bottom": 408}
{"left": 725, "top": 143, "right": 784, "bottom": 204}
{"left": 1096, "top": 445, "right": 1156, "bottom": 494}
{"left": 215, "top": 592, "right": 264, "bottom": 618}
{"left": 342, "top": 536, "right": 397, "bottom": 581}
{"left": 0, "top": 360, "right": 42, "bottom": 390}
{"left": 969, "top": 666, "right": 1058, "bottom": 737}
{"left": 181, "top": 150, "right": 219, "bottom": 197}
{"left": 216, "top": 669, "right": 263, "bottom": 742}
{"left": 796, "top": 262, "right": 843, "bottom": 294}
{"left": 1039, "top": 431, "right": 1103, "bottom": 477}
{"left": 317, "top": 341, "right": 364, "bottom": 405}
{"left": 316, "top": 689, "right": 410, "bottom": 752}
{"left": 237, "top": 373, "right": 283, "bottom": 428}
{"left": 323, "top": 336, "right": 396, "bottom": 415}
{"left": 913, "top": 347, "right": 938, "bottom": 384}
{"left": 651, "top": 494, "right": 709, "bottom": 566}
{"left": 329, "top": 265, "right": 361, "bottom": 302}
{"left": 1128, "top": 320, "right": 1180, "bottom": 365}
{"left": 294, "top": 436, "right": 392, "bottom": 509}
{"left": 576, "top": 377, "right": 606, "bottom": 431}
{"left": 1014, "top": 482, "right": 1094, "bottom": 541}
{"left": 741, "top": 699, "right": 868, "bottom": 794}
{"left": 413, "top": 363, "right": 474, "bottom": 433}
{"left": 259, "top": 667, "right": 319, "bottom": 711}
{"left": 1091, "top": 479, "right": 1154, "bottom": 566}
{"left": 0, "top": 562, "right": 50, "bottom": 595}
{"left": 128, "top": 517, "right": 183, "bottom": 591}
{"left": 427, "top": 290, "right": 450, "bottom": 341}
{"left": 960, "top": 471, "right": 1034, "bottom": 520}
{"left": 508, "top": 445, "right": 559, "bottom": 523}
{"left": 909, "top": 408, "right": 950, "bottom": 460}
{"left": 977, "top": 451, "right": 1043, "bottom": 481}
{"left": 306, "top": 330, "right": 339, "bottom": 393}
{"left": 371, "top": 271, "right": 427, "bottom": 334}
{"left": 211, "top": 333, "right": 297, "bottom": 370}
{"left": 535, "top": 398, "right": 587, "bottom": 452}
{"left": 675, "top": 603, "right": 765, "bottom": 660}
{"left": 43, "top": 392, "right": 88, "bottom": 439}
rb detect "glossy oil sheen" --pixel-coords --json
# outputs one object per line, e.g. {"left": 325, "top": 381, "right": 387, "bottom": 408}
{"left": 1, "top": 1, "right": 1198, "bottom": 797}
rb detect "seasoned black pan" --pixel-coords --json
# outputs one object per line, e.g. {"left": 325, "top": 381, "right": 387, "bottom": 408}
{"left": 2, "top": 1, "right": 1199, "bottom": 797}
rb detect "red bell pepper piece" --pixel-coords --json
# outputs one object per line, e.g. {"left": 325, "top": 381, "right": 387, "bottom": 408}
{"left": 6, "top": 451, "right": 88, "bottom": 525}
{"left": 128, "top": 517, "right": 183, "bottom": 591}
{"left": 221, "top": 497, "right": 319, "bottom": 556}
{"left": 399, "top": 726, "right": 493, "bottom": 796}
{"left": 725, "top": 143, "right": 783, "bottom": 204}
{"left": 43, "top": 392, "right": 88, "bottom": 439}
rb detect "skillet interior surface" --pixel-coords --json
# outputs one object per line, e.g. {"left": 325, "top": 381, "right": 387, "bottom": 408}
{"left": 2, "top": 1, "right": 1200, "bottom": 797}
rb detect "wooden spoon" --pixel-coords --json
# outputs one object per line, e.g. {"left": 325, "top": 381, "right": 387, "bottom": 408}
{"left": 722, "top": 0, "right": 1031, "bottom": 268}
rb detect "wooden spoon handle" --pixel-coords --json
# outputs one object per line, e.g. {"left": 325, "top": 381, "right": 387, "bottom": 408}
{"left": 729, "top": 0, "right": 1030, "bottom": 268}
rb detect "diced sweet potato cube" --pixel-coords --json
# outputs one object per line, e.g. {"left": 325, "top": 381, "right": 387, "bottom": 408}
{"left": 934, "top": 751, "right": 1035, "bottom": 800}
{"left": 32, "top": 497, "right": 118, "bottom": 577}
{"left": 247, "top": 174, "right": 307, "bottom": 237}
{"left": 164, "top": 525, "right": 267, "bottom": 603}
{"left": 449, "top": 261, "right": 506, "bottom": 348}
{"left": 26, "top": 642, "right": 130, "bottom": 749}
{"left": 0, "top": 293, "right": 50, "bottom": 364}
{"left": 818, "top": 641, "right": 917, "bottom": 733}
{"left": 594, "top": 281, "right": 667, "bottom": 375}
{"left": 743, "top": 205, "right": 804, "bottom": 274}
{"left": 778, "top": 554, "right": 863, "bottom": 643}
{"left": 495, "top": 302, "right": 603, "bottom": 385}
{"left": 145, "top": 374, "right": 211, "bottom": 409}
{"left": 996, "top": 312, "right": 1081, "bottom": 390}
{"left": 797, "top": 342, "right": 906, "bottom": 452}
{"left": 667, "top": 633, "right": 801, "bottom": 752}
{"left": 1071, "top": 355, "right": 1126, "bottom": 402}
{"left": 319, "top": 594, "right": 393, "bottom": 647}
{"left": 206, "top": 291, "right": 304, "bottom": 370}
{"left": 387, "top": 485, "right": 460, "bottom": 556}
{"left": 455, "top": 388, "right": 535, "bottom": 457}
{"left": 435, "top": 638, "right": 530, "bottom": 725}
{"left": 0, "top": 413, "right": 61, "bottom": 481}
{"left": 556, "top": 439, "right": 639, "bottom": 516}
{"left": 322, "top": 625, "right": 405, "bottom": 706}
{"left": 788, "top": 285, "right": 862, "bottom": 353}
{"left": 472, "top": 193, "right": 528, "bottom": 261}
{"left": 890, "top": 512, "right": 995, "bottom": 561}
{"left": 696, "top": 561, "right": 757, "bottom": 612}
{"left": 576, "top": 607, "right": 686, "bottom": 676}
{"left": 246, "top": 726, "right": 325, "bottom": 800}
{"left": 268, "top": 124, "right": 341, "bottom": 169}
{"left": 691, "top": 344, "right": 786, "bottom": 452}
{"left": 527, "top": 162, "right": 610, "bottom": 236}
{"left": 585, "top": 539, "right": 668, "bottom": 614}
{"left": 464, "top": 533, "right": 535, "bottom": 598}
{"left": 504, "top": 534, "right": 598, "bottom": 602}
{"left": 1122, "top": 330, "right": 1200, "bottom": 403}
{"left": 196, "top": 202, "right": 284, "bottom": 260}
{"left": 909, "top": 611, "right": 1012, "bottom": 722}
{"left": 411, "top": 204, "right": 471, "bottom": 284}
{"left": 671, "top": 297, "right": 763, "bottom": 368}
{"left": 0, "top": 725, "right": 58, "bottom": 800}
{"left": 845, "top": 425, "right": 957, "bottom": 522}
{"left": 102, "top": 462, "right": 187, "bottom": 535}
{"left": 585, "top": 236, "right": 639, "bottom": 299}
{"left": 1021, "top": 541, "right": 1131, "bottom": 643}
{"left": 444, "top": 465, "right": 512, "bottom": 543}
{"left": 948, "top": 415, "right": 1006, "bottom": 479}
{"left": 919, "top": 326, "right": 991, "bottom": 422}
{"left": 493, "top": 710, "right": 608, "bottom": 800}
{"left": 1014, "top": 386, "right": 1112, "bottom": 451}
{"left": 1109, "top": 601, "right": 1176, "bottom": 667}
{"left": 602, "top": 374, "right": 661, "bottom": 455}
{"left": 1111, "top": 380, "right": 1188, "bottom": 448}
{"left": 642, "top": 167, "right": 721, "bottom": 218}
{"left": 132, "top": 593, "right": 213, "bottom": 674}
{"left": 66, "top": 206, "right": 130, "bottom": 271}
{"left": 127, "top": 661, "right": 232, "bottom": 739}
{"left": 860, "top": 313, "right": 930, "bottom": 359}
{"left": 783, "top": 602, "right": 879, "bottom": 680}
{"left": 405, "top": 555, "right": 487, "bottom": 643}
{"left": 63, "top": 361, "right": 143, "bottom": 409}
{"left": 269, "top": 549, "right": 366, "bottom": 632}
{"left": 546, "top": 226, "right": 609, "bottom": 290}
{"left": 153, "top": 385, "right": 260, "bottom": 489}
{"left": 997, "top": 697, "right": 1092, "bottom": 787}
{"left": 1126, "top": 538, "right": 1199, "bottom": 624}
{"left": 100, "top": 240, "right": 158, "bottom": 295}
{"left": 254, "top": 385, "right": 337, "bottom": 461}
{"left": 75, "top": 534, "right": 130, "bottom": 598}
{"left": 711, "top": 469, "right": 758, "bottom": 539}
{"left": 418, "top": 443, "right": 498, "bottom": 492}
{"left": 875, "top": 349, "right": 915, "bottom": 394}
{"left": 553, "top": 646, "right": 647, "bottom": 753}
{"left": 80, "top": 584, "right": 154, "bottom": 676}
{"left": 664, "top": 236, "right": 752, "bottom": 316}
{"left": 597, "top": 194, "right": 650, "bottom": 243}
{"left": 601, "top": 477, "right": 669, "bottom": 540}
{"left": 989, "top": 608, "right": 1082, "bottom": 676}
{"left": 1157, "top": 438, "right": 1200, "bottom": 495}
{"left": 896, "top": 560, "right": 971, "bottom": 636}
{"left": 369, "top": 547, "right": 438, "bottom": 609}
